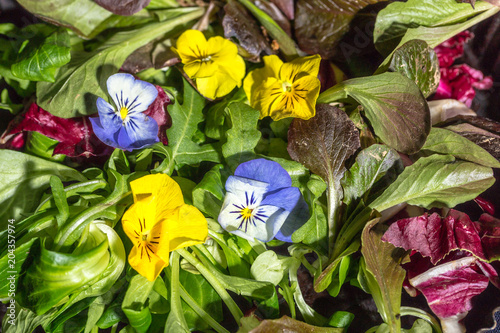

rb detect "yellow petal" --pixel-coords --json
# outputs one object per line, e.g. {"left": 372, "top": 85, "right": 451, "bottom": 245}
{"left": 219, "top": 54, "right": 246, "bottom": 84}
{"left": 174, "top": 30, "right": 208, "bottom": 60}
{"left": 184, "top": 60, "right": 217, "bottom": 78}
{"left": 207, "top": 36, "right": 237, "bottom": 61}
{"left": 165, "top": 204, "right": 208, "bottom": 252}
{"left": 122, "top": 201, "right": 156, "bottom": 239}
{"left": 251, "top": 77, "right": 282, "bottom": 119}
{"left": 196, "top": 72, "right": 239, "bottom": 99}
{"left": 131, "top": 174, "right": 185, "bottom": 214}
{"left": 244, "top": 55, "right": 283, "bottom": 110}
{"left": 128, "top": 244, "right": 168, "bottom": 281}
{"left": 280, "top": 54, "right": 321, "bottom": 82}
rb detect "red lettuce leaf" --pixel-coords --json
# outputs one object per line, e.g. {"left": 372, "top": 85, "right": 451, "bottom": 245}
{"left": 382, "top": 210, "right": 486, "bottom": 264}
{"left": 1, "top": 103, "right": 113, "bottom": 159}
{"left": 94, "top": 0, "right": 151, "bottom": 16}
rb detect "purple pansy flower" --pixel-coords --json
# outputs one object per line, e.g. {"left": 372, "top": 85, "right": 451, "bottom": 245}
{"left": 90, "top": 73, "right": 160, "bottom": 151}
{"left": 218, "top": 159, "right": 308, "bottom": 242}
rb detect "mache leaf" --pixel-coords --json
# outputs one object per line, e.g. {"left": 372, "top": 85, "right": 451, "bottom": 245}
{"left": 318, "top": 72, "right": 430, "bottom": 154}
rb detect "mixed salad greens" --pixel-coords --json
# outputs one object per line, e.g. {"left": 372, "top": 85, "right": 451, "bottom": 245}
{"left": 1, "top": 0, "right": 500, "bottom": 332}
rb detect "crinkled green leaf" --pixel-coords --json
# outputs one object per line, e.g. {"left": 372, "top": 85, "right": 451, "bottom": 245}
{"left": 360, "top": 219, "right": 407, "bottom": 329}
{"left": 318, "top": 72, "right": 430, "bottom": 154}
{"left": 36, "top": 9, "right": 204, "bottom": 118}
{"left": 192, "top": 164, "right": 227, "bottom": 219}
{"left": 421, "top": 127, "right": 500, "bottom": 168}
{"left": 0, "top": 150, "right": 85, "bottom": 229}
{"left": 370, "top": 154, "right": 495, "bottom": 212}
{"left": 11, "top": 27, "right": 70, "bottom": 82}
{"left": 374, "top": 0, "right": 494, "bottom": 55}
{"left": 222, "top": 101, "right": 261, "bottom": 170}
{"left": 388, "top": 39, "right": 440, "bottom": 98}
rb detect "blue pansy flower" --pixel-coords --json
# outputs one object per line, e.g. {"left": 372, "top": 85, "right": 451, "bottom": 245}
{"left": 90, "top": 73, "right": 159, "bottom": 151}
{"left": 218, "top": 159, "right": 308, "bottom": 242}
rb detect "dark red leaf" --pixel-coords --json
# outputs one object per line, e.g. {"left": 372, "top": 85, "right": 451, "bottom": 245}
{"left": 143, "top": 85, "right": 172, "bottom": 145}
{"left": 475, "top": 196, "right": 495, "bottom": 215}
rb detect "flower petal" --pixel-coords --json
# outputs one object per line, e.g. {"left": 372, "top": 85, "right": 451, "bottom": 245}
{"left": 89, "top": 116, "right": 120, "bottom": 149}
{"left": 96, "top": 97, "right": 121, "bottom": 133}
{"left": 234, "top": 159, "right": 292, "bottom": 190}
{"left": 225, "top": 175, "right": 269, "bottom": 201}
{"left": 173, "top": 29, "right": 208, "bottom": 63}
{"left": 280, "top": 54, "right": 321, "bottom": 82}
{"left": 123, "top": 113, "right": 159, "bottom": 149}
{"left": 244, "top": 55, "right": 282, "bottom": 108}
{"left": 262, "top": 187, "right": 301, "bottom": 212}
{"left": 275, "top": 195, "right": 309, "bottom": 242}
{"left": 167, "top": 204, "right": 208, "bottom": 251}
{"left": 184, "top": 60, "right": 217, "bottom": 79}
{"left": 129, "top": 174, "right": 185, "bottom": 210}
{"left": 196, "top": 72, "right": 239, "bottom": 99}
{"left": 128, "top": 245, "right": 167, "bottom": 281}
{"left": 107, "top": 73, "right": 158, "bottom": 114}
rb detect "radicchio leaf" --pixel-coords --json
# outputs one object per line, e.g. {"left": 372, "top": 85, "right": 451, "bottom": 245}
{"left": 143, "top": 85, "right": 172, "bottom": 146}
{"left": 0, "top": 103, "right": 112, "bottom": 160}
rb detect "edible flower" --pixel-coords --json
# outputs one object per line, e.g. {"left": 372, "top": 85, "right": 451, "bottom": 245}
{"left": 243, "top": 54, "right": 321, "bottom": 121}
{"left": 218, "top": 159, "right": 308, "bottom": 242}
{"left": 90, "top": 73, "right": 160, "bottom": 151}
{"left": 172, "top": 29, "right": 245, "bottom": 99}
{"left": 122, "top": 174, "right": 208, "bottom": 281}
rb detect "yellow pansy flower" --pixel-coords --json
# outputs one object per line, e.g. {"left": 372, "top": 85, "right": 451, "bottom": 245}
{"left": 172, "top": 29, "right": 246, "bottom": 99}
{"left": 243, "top": 54, "right": 322, "bottom": 121}
{"left": 121, "top": 174, "right": 207, "bottom": 281}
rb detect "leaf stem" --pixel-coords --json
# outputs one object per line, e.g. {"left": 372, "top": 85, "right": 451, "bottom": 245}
{"left": 176, "top": 248, "right": 244, "bottom": 323}
{"left": 327, "top": 182, "right": 341, "bottom": 257}
{"left": 400, "top": 307, "right": 442, "bottom": 333}
{"left": 178, "top": 282, "right": 230, "bottom": 333}
{"left": 165, "top": 251, "right": 190, "bottom": 331}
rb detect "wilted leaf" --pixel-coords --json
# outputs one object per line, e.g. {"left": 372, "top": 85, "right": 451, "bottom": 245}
{"left": 319, "top": 72, "right": 430, "bottom": 154}
{"left": 388, "top": 39, "right": 440, "bottom": 98}
{"left": 361, "top": 219, "right": 407, "bottom": 329}
{"left": 270, "top": 0, "right": 294, "bottom": 19}
{"left": 95, "top": 0, "right": 151, "bottom": 16}
{"left": 223, "top": 1, "right": 273, "bottom": 62}
{"left": 295, "top": 0, "right": 386, "bottom": 58}
{"left": 11, "top": 27, "right": 70, "bottom": 82}
{"left": 421, "top": 127, "right": 500, "bottom": 168}
{"left": 370, "top": 154, "right": 495, "bottom": 212}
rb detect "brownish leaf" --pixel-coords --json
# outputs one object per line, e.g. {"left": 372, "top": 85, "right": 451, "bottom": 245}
{"left": 249, "top": 315, "right": 343, "bottom": 332}
{"left": 95, "top": 0, "right": 151, "bottom": 16}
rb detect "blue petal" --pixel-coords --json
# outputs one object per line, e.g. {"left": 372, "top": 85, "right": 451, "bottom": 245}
{"left": 107, "top": 73, "right": 158, "bottom": 114}
{"left": 124, "top": 113, "right": 159, "bottom": 149}
{"left": 89, "top": 117, "right": 120, "bottom": 148}
{"left": 275, "top": 196, "right": 309, "bottom": 242}
{"left": 234, "top": 159, "right": 291, "bottom": 190}
{"left": 96, "top": 97, "right": 121, "bottom": 132}
{"left": 225, "top": 175, "right": 269, "bottom": 198}
{"left": 261, "top": 187, "right": 301, "bottom": 212}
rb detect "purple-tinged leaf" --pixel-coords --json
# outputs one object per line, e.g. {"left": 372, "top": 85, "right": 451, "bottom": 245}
{"left": 248, "top": 315, "right": 343, "bottom": 332}
{"left": 288, "top": 105, "right": 360, "bottom": 245}
{"left": 409, "top": 257, "right": 489, "bottom": 321}
{"left": 254, "top": 0, "right": 292, "bottom": 36}
{"left": 143, "top": 85, "right": 172, "bottom": 146}
{"left": 295, "top": 0, "right": 386, "bottom": 58}
{"left": 361, "top": 219, "right": 407, "bottom": 330}
{"left": 269, "top": 0, "right": 294, "bottom": 19}
{"left": 477, "top": 214, "right": 500, "bottom": 261}
{"left": 95, "top": 0, "right": 151, "bottom": 16}
{"left": 382, "top": 210, "right": 486, "bottom": 264}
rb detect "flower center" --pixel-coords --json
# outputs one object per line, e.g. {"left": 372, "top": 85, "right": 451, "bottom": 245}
{"left": 120, "top": 106, "right": 128, "bottom": 120}
{"left": 241, "top": 207, "right": 254, "bottom": 219}
{"left": 201, "top": 55, "right": 212, "bottom": 62}
{"left": 282, "top": 81, "right": 293, "bottom": 93}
